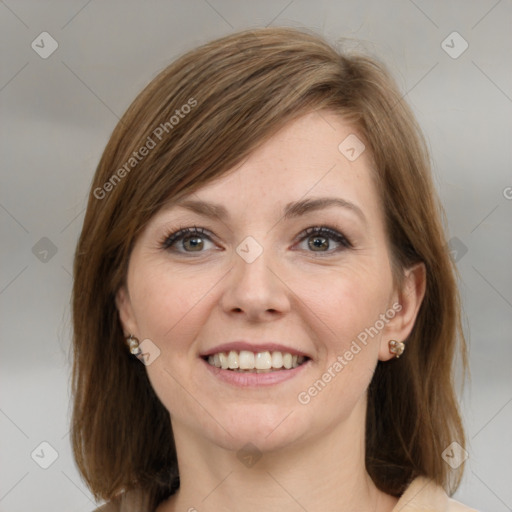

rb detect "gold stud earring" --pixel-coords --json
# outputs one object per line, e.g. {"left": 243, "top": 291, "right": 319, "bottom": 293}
{"left": 388, "top": 340, "right": 405, "bottom": 358}
{"left": 126, "top": 334, "right": 141, "bottom": 356}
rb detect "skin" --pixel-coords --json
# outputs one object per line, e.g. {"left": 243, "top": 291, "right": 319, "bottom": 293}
{"left": 116, "top": 110, "right": 426, "bottom": 512}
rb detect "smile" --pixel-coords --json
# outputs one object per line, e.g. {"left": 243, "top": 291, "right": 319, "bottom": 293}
{"left": 204, "top": 350, "right": 308, "bottom": 372}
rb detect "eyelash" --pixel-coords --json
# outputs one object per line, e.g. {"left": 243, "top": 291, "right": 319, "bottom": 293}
{"left": 159, "top": 225, "right": 353, "bottom": 256}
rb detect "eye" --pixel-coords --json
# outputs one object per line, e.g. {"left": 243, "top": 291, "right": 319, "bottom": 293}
{"left": 160, "top": 226, "right": 217, "bottom": 254}
{"left": 295, "top": 226, "right": 352, "bottom": 254}
{"left": 160, "top": 224, "right": 352, "bottom": 256}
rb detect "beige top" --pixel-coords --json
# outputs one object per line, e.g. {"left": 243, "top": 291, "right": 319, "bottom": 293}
{"left": 92, "top": 476, "right": 479, "bottom": 512}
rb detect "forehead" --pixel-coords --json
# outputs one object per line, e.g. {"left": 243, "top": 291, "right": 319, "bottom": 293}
{"left": 166, "top": 110, "right": 380, "bottom": 220}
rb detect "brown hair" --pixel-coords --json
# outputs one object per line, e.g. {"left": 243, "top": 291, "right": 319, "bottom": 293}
{"left": 71, "top": 26, "right": 468, "bottom": 509}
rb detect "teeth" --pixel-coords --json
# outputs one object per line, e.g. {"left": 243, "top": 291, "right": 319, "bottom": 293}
{"left": 206, "top": 350, "right": 306, "bottom": 371}
{"left": 228, "top": 350, "right": 239, "bottom": 369}
{"left": 255, "top": 351, "right": 272, "bottom": 369}
{"left": 219, "top": 352, "right": 229, "bottom": 369}
{"left": 239, "top": 350, "right": 255, "bottom": 369}
{"left": 271, "top": 351, "right": 283, "bottom": 368}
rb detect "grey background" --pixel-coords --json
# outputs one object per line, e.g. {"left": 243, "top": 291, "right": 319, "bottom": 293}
{"left": 1, "top": 1, "right": 511, "bottom": 511}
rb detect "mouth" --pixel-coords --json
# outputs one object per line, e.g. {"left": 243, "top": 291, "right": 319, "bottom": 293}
{"left": 201, "top": 350, "right": 310, "bottom": 373}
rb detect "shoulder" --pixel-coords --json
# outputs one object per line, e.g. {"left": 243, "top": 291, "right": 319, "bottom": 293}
{"left": 447, "top": 496, "right": 481, "bottom": 512}
{"left": 393, "top": 476, "right": 480, "bottom": 512}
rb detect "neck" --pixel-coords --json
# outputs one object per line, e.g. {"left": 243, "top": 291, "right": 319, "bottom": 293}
{"left": 157, "top": 398, "right": 398, "bottom": 512}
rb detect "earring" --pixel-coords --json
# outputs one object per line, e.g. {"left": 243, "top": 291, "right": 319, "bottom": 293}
{"left": 126, "top": 334, "right": 141, "bottom": 356}
{"left": 388, "top": 340, "right": 405, "bottom": 358}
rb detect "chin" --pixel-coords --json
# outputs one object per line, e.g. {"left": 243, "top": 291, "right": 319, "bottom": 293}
{"left": 204, "top": 405, "right": 310, "bottom": 452}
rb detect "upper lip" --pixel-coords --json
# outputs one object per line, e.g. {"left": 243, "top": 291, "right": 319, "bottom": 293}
{"left": 200, "top": 341, "right": 311, "bottom": 359}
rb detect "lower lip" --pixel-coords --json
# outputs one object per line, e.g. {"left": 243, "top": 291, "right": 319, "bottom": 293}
{"left": 201, "top": 357, "right": 311, "bottom": 387}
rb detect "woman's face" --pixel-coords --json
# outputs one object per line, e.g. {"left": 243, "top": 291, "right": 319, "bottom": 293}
{"left": 117, "top": 110, "right": 424, "bottom": 453}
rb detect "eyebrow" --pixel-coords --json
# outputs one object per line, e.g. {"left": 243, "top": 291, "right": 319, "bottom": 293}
{"left": 173, "top": 197, "right": 366, "bottom": 225}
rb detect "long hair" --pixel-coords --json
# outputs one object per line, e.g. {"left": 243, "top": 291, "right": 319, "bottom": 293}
{"left": 71, "top": 26, "right": 468, "bottom": 509}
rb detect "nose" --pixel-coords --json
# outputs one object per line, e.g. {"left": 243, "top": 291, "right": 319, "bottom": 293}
{"left": 220, "top": 243, "right": 291, "bottom": 322}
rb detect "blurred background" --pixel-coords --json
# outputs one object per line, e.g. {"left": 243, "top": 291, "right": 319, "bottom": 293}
{"left": 0, "top": 1, "right": 511, "bottom": 510}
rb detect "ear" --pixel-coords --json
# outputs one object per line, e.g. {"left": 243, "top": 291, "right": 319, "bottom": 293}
{"left": 378, "top": 262, "right": 426, "bottom": 361}
{"left": 115, "top": 285, "right": 139, "bottom": 338}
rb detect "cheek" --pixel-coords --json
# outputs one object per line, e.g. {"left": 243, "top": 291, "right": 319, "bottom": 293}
{"left": 128, "top": 262, "right": 213, "bottom": 345}
{"left": 292, "top": 267, "right": 392, "bottom": 416}
{"left": 293, "top": 261, "right": 392, "bottom": 348}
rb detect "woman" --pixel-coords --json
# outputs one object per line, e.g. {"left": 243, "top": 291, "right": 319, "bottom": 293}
{"left": 71, "top": 27, "right": 477, "bottom": 511}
